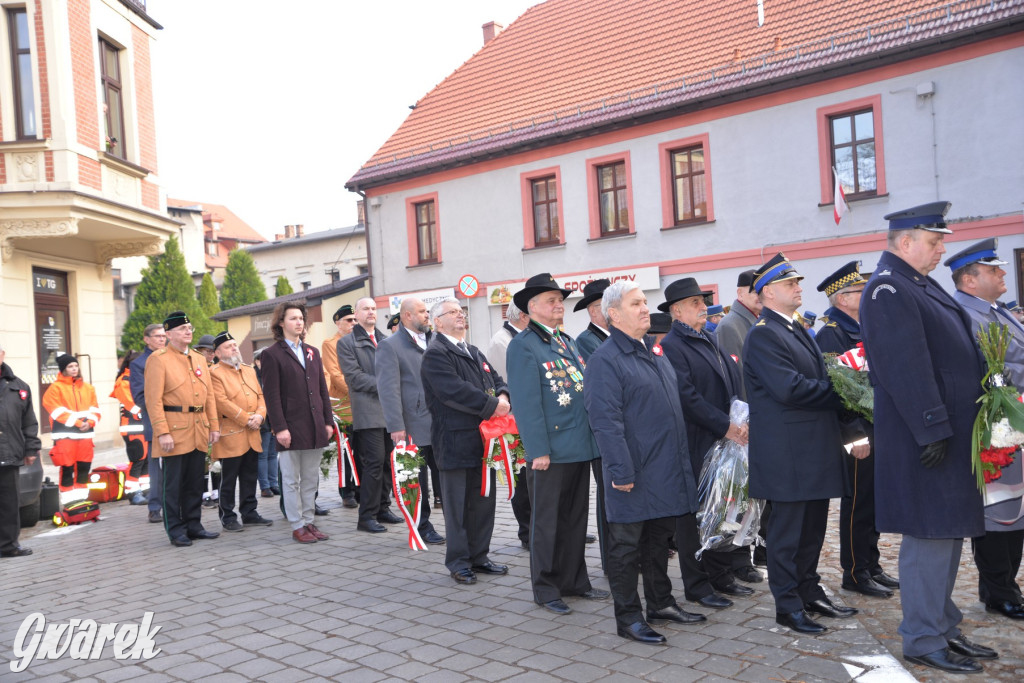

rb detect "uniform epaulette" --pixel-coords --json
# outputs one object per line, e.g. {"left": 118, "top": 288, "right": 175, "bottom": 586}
{"left": 755, "top": 319, "right": 767, "bottom": 326}
{"left": 825, "top": 321, "right": 838, "bottom": 328}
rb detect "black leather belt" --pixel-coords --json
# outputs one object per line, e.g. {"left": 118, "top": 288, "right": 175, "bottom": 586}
{"left": 164, "top": 405, "right": 204, "bottom": 413}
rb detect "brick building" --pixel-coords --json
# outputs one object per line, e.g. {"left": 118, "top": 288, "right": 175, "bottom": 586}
{"left": 347, "top": 0, "right": 1024, "bottom": 349}
{"left": 0, "top": 0, "right": 177, "bottom": 444}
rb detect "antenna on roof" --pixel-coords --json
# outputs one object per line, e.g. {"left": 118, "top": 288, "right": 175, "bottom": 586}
{"left": 757, "top": 0, "right": 764, "bottom": 27}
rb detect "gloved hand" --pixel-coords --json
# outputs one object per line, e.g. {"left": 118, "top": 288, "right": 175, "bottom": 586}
{"left": 920, "top": 439, "right": 948, "bottom": 468}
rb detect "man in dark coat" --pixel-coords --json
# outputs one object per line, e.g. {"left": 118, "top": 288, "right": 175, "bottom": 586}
{"left": 744, "top": 253, "right": 855, "bottom": 635}
{"left": 338, "top": 297, "right": 399, "bottom": 533}
{"left": 660, "top": 277, "right": 750, "bottom": 604}
{"left": 260, "top": 302, "right": 334, "bottom": 544}
{"left": 574, "top": 278, "right": 611, "bottom": 361}
{"left": 421, "top": 298, "right": 510, "bottom": 584}
{"left": 0, "top": 345, "right": 41, "bottom": 558}
{"left": 585, "top": 281, "right": 705, "bottom": 644}
{"left": 860, "top": 202, "right": 996, "bottom": 674}
{"left": 506, "top": 273, "right": 610, "bottom": 615}
{"left": 375, "top": 297, "right": 443, "bottom": 545}
{"left": 131, "top": 322, "right": 166, "bottom": 523}
{"left": 815, "top": 261, "right": 899, "bottom": 599}
{"left": 947, "top": 238, "right": 1024, "bottom": 621}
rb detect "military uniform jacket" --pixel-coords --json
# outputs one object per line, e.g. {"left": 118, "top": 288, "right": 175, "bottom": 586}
{"left": 209, "top": 362, "right": 265, "bottom": 460}
{"left": 860, "top": 250, "right": 985, "bottom": 538}
{"left": 576, "top": 323, "right": 609, "bottom": 361}
{"left": 260, "top": 339, "right": 333, "bottom": 451}
{"left": 321, "top": 332, "right": 351, "bottom": 423}
{"left": 584, "top": 326, "right": 697, "bottom": 524}
{"left": 814, "top": 306, "right": 860, "bottom": 355}
{"left": 506, "top": 322, "right": 599, "bottom": 464}
{"left": 144, "top": 347, "right": 219, "bottom": 457}
{"left": 743, "top": 308, "right": 846, "bottom": 502}
{"left": 336, "top": 326, "right": 387, "bottom": 430}
{"left": 954, "top": 289, "right": 1024, "bottom": 531}
{"left": 660, "top": 319, "right": 742, "bottom": 479}
{"left": 421, "top": 335, "right": 507, "bottom": 470}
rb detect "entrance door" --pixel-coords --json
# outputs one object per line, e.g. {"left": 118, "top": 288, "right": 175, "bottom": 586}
{"left": 33, "top": 268, "right": 71, "bottom": 434}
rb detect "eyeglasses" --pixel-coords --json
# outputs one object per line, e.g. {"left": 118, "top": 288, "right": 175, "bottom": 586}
{"left": 842, "top": 289, "right": 865, "bottom": 296}
{"left": 439, "top": 310, "right": 466, "bottom": 318}
{"left": 341, "top": 317, "right": 356, "bottom": 323}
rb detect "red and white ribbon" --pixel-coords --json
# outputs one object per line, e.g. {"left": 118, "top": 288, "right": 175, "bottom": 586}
{"left": 482, "top": 434, "right": 515, "bottom": 500}
{"left": 390, "top": 441, "right": 426, "bottom": 551}
{"left": 837, "top": 342, "right": 868, "bottom": 371}
{"left": 334, "top": 424, "right": 359, "bottom": 487}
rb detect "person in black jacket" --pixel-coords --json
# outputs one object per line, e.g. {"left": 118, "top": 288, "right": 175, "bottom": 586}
{"left": 421, "top": 299, "right": 510, "bottom": 585}
{"left": 0, "top": 344, "right": 42, "bottom": 557}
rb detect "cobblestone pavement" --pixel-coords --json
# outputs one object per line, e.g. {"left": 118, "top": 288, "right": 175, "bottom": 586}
{"left": 3, "top": 449, "right": 1021, "bottom": 681}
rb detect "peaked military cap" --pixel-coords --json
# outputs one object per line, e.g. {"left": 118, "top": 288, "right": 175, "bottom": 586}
{"left": 943, "top": 237, "right": 1008, "bottom": 271}
{"left": 1009, "top": 300, "right": 1021, "bottom": 312}
{"left": 193, "top": 334, "right": 216, "bottom": 350}
{"left": 513, "top": 273, "right": 571, "bottom": 311}
{"left": 213, "top": 331, "right": 234, "bottom": 350}
{"left": 817, "top": 260, "right": 867, "bottom": 296}
{"left": 573, "top": 279, "right": 611, "bottom": 312}
{"left": 648, "top": 312, "right": 672, "bottom": 335}
{"left": 333, "top": 304, "right": 354, "bottom": 322}
{"left": 658, "top": 277, "right": 713, "bottom": 313}
{"left": 802, "top": 311, "right": 818, "bottom": 325}
{"left": 751, "top": 253, "right": 803, "bottom": 294}
{"left": 884, "top": 201, "right": 952, "bottom": 233}
{"left": 706, "top": 304, "right": 725, "bottom": 317}
{"left": 164, "top": 310, "right": 190, "bottom": 331}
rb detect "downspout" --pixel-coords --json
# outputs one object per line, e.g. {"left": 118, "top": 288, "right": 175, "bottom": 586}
{"left": 354, "top": 188, "right": 377, "bottom": 298}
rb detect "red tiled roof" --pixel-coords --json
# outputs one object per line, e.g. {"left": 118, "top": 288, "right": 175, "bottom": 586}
{"left": 349, "top": 0, "right": 1023, "bottom": 187}
{"left": 167, "top": 197, "right": 266, "bottom": 244}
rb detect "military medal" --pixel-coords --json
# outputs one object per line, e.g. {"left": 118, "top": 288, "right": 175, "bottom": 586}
{"left": 557, "top": 391, "right": 572, "bottom": 406}
{"left": 574, "top": 382, "right": 583, "bottom": 393}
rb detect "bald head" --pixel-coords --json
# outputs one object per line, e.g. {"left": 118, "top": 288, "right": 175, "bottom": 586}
{"left": 400, "top": 297, "right": 430, "bottom": 334}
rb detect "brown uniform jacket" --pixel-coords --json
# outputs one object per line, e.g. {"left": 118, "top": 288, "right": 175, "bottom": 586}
{"left": 322, "top": 332, "right": 352, "bottom": 422}
{"left": 144, "top": 347, "right": 219, "bottom": 457}
{"left": 209, "top": 362, "right": 265, "bottom": 460}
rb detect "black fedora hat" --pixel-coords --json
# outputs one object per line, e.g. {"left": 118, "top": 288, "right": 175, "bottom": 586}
{"left": 573, "top": 279, "right": 611, "bottom": 312}
{"left": 513, "top": 273, "right": 571, "bottom": 311}
{"left": 658, "top": 277, "right": 712, "bottom": 313}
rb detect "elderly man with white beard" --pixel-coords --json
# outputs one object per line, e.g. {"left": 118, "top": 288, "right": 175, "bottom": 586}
{"left": 209, "top": 332, "right": 273, "bottom": 531}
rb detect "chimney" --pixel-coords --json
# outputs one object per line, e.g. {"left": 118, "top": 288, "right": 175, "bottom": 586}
{"left": 284, "top": 225, "right": 295, "bottom": 239}
{"left": 482, "top": 21, "right": 504, "bottom": 45}
{"left": 356, "top": 199, "right": 366, "bottom": 226}
{"left": 295, "top": 224, "right": 304, "bottom": 237}
{"left": 274, "top": 233, "right": 285, "bottom": 241}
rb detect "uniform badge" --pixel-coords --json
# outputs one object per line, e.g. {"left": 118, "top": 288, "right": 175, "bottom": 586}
{"left": 871, "top": 284, "right": 897, "bottom": 299}
{"left": 557, "top": 391, "right": 572, "bottom": 407}
{"left": 19, "top": 390, "right": 27, "bottom": 400}
{"left": 550, "top": 380, "right": 559, "bottom": 393}
{"left": 194, "top": 368, "right": 203, "bottom": 377}
{"left": 652, "top": 345, "right": 663, "bottom": 356}
{"left": 574, "top": 382, "right": 583, "bottom": 393}
{"left": 482, "top": 362, "right": 491, "bottom": 373}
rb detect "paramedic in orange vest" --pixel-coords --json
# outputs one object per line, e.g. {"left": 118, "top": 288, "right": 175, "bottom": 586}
{"left": 110, "top": 352, "right": 148, "bottom": 489}
{"left": 42, "top": 354, "right": 100, "bottom": 502}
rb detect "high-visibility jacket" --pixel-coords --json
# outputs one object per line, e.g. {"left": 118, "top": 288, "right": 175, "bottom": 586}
{"left": 110, "top": 370, "right": 143, "bottom": 437}
{"left": 42, "top": 374, "right": 100, "bottom": 466}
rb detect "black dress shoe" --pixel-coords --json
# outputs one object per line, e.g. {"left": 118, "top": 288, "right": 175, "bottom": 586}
{"left": 188, "top": 529, "right": 220, "bottom": 540}
{"left": 734, "top": 566, "right": 764, "bottom": 583}
{"left": 717, "top": 582, "right": 754, "bottom": 597}
{"left": 617, "top": 621, "right": 666, "bottom": 644}
{"left": 904, "top": 648, "right": 983, "bottom": 673}
{"left": 451, "top": 568, "right": 477, "bottom": 585}
{"left": 776, "top": 610, "right": 827, "bottom": 634}
{"left": 357, "top": 520, "right": 387, "bottom": 533}
{"left": 541, "top": 599, "right": 572, "bottom": 615}
{"left": 0, "top": 547, "right": 33, "bottom": 558}
{"left": 170, "top": 536, "right": 192, "bottom": 547}
{"left": 270, "top": 486, "right": 281, "bottom": 496}
{"left": 647, "top": 604, "right": 706, "bottom": 624}
{"left": 581, "top": 588, "right": 611, "bottom": 600}
{"left": 947, "top": 634, "right": 998, "bottom": 660}
{"left": 694, "top": 593, "right": 733, "bottom": 610}
{"left": 377, "top": 509, "right": 403, "bottom": 524}
{"left": 420, "top": 529, "right": 445, "bottom": 545}
{"left": 805, "top": 598, "right": 858, "bottom": 619}
{"left": 471, "top": 561, "right": 508, "bottom": 575}
{"left": 752, "top": 547, "right": 767, "bottom": 566}
{"left": 842, "top": 577, "right": 893, "bottom": 598}
{"left": 585, "top": 533, "right": 597, "bottom": 544}
{"left": 342, "top": 496, "right": 358, "bottom": 509}
{"left": 148, "top": 510, "right": 162, "bottom": 523}
{"left": 871, "top": 571, "right": 899, "bottom": 589}
{"left": 222, "top": 520, "right": 244, "bottom": 532}
{"left": 520, "top": 539, "right": 530, "bottom": 549}
{"left": 243, "top": 516, "right": 273, "bottom": 527}
{"left": 985, "top": 600, "right": 1024, "bottom": 620}
{"left": 314, "top": 505, "right": 329, "bottom": 516}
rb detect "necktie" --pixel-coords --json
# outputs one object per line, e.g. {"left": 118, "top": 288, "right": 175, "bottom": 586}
{"left": 370, "top": 333, "right": 377, "bottom": 348}
{"left": 458, "top": 341, "right": 470, "bottom": 356}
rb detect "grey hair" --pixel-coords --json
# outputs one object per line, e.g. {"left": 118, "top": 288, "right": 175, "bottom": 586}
{"left": 506, "top": 301, "right": 524, "bottom": 323}
{"left": 601, "top": 281, "right": 643, "bottom": 320}
{"left": 430, "top": 298, "right": 461, "bottom": 322}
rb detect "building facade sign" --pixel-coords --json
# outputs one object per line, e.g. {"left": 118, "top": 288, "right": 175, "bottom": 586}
{"left": 388, "top": 287, "right": 456, "bottom": 314}
{"left": 485, "top": 266, "right": 661, "bottom": 306}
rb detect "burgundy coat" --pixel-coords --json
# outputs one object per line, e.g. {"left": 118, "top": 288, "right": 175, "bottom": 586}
{"left": 260, "top": 339, "right": 333, "bottom": 451}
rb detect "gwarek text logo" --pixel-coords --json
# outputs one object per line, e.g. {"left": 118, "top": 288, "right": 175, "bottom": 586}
{"left": 10, "top": 612, "right": 161, "bottom": 673}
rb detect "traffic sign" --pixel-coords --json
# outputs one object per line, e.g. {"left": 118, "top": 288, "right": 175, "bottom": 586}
{"left": 458, "top": 274, "right": 480, "bottom": 298}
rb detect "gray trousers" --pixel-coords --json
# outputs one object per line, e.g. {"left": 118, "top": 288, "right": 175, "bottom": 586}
{"left": 279, "top": 448, "right": 321, "bottom": 530}
{"left": 898, "top": 535, "right": 963, "bottom": 656}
